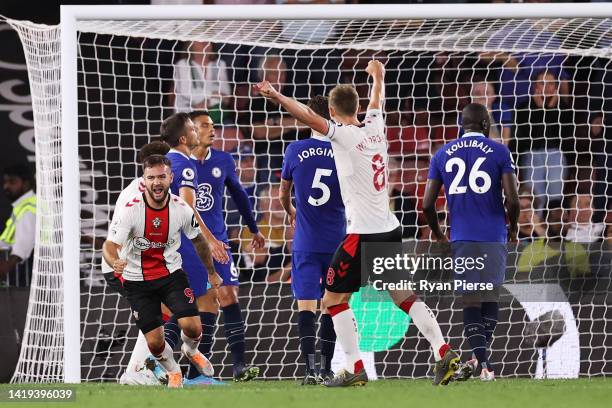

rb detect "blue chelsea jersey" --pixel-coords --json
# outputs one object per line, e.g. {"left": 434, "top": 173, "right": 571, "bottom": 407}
{"left": 166, "top": 149, "right": 198, "bottom": 196}
{"left": 191, "top": 149, "right": 258, "bottom": 242}
{"left": 428, "top": 132, "right": 515, "bottom": 243}
{"left": 281, "top": 136, "right": 346, "bottom": 253}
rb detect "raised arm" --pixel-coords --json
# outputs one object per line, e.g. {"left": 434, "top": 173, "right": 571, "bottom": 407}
{"left": 366, "top": 59, "right": 385, "bottom": 111}
{"left": 502, "top": 172, "right": 520, "bottom": 243}
{"left": 254, "top": 82, "right": 329, "bottom": 135}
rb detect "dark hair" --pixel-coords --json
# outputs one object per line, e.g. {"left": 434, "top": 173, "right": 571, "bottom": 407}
{"left": 138, "top": 141, "right": 170, "bottom": 163}
{"left": 329, "top": 85, "right": 359, "bottom": 117}
{"left": 160, "top": 112, "right": 191, "bottom": 147}
{"left": 3, "top": 163, "right": 33, "bottom": 185}
{"left": 461, "top": 103, "right": 490, "bottom": 134}
{"left": 189, "top": 110, "right": 210, "bottom": 121}
{"left": 307, "top": 95, "right": 330, "bottom": 120}
{"left": 142, "top": 154, "right": 171, "bottom": 172}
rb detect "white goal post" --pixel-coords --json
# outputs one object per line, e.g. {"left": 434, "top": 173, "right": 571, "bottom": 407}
{"left": 5, "top": 2, "right": 612, "bottom": 384}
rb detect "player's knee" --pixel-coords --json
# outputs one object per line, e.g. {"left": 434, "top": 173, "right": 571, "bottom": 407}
{"left": 181, "top": 318, "right": 202, "bottom": 338}
{"left": 197, "top": 292, "right": 219, "bottom": 313}
{"left": 146, "top": 337, "right": 165, "bottom": 356}
{"left": 217, "top": 287, "right": 238, "bottom": 307}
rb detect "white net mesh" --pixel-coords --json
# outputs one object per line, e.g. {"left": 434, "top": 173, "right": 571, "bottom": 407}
{"left": 7, "top": 12, "right": 612, "bottom": 382}
{"left": 6, "top": 19, "right": 64, "bottom": 382}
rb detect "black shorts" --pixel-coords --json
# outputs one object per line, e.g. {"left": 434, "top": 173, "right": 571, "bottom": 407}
{"left": 325, "top": 226, "right": 402, "bottom": 294}
{"left": 123, "top": 270, "right": 198, "bottom": 334}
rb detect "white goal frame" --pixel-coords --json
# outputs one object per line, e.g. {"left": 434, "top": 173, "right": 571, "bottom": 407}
{"left": 58, "top": 2, "right": 612, "bottom": 383}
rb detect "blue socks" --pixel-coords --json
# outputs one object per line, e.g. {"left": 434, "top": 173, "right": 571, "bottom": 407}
{"left": 298, "top": 311, "right": 316, "bottom": 372}
{"left": 481, "top": 302, "right": 499, "bottom": 346}
{"left": 319, "top": 313, "right": 336, "bottom": 372}
{"left": 463, "top": 306, "right": 489, "bottom": 369}
{"left": 163, "top": 315, "right": 180, "bottom": 350}
{"left": 221, "top": 303, "right": 246, "bottom": 372}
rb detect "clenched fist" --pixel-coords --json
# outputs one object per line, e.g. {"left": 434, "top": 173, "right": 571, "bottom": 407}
{"left": 365, "top": 59, "right": 385, "bottom": 79}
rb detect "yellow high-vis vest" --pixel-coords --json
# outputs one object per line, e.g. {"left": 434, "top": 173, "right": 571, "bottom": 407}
{"left": 0, "top": 194, "right": 37, "bottom": 246}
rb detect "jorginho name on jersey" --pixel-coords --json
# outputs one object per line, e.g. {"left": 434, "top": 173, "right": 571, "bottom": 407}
{"left": 102, "top": 177, "right": 146, "bottom": 274}
{"left": 106, "top": 193, "right": 200, "bottom": 281}
{"left": 324, "top": 109, "right": 400, "bottom": 234}
{"left": 428, "top": 132, "right": 515, "bottom": 243}
{"left": 281, "top": 135, "right": 345, "bottom": 253}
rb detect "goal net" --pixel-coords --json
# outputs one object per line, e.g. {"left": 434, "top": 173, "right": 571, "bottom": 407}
{"left": 6, "top": 4, "right": 612, "bottom": 382}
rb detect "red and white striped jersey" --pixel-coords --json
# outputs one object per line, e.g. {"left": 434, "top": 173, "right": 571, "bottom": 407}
{"left": 102, "top": 177, "right": 146, "bottom": 274}
{"left": 106, "top": 192, "right": 200, "bottom": 281}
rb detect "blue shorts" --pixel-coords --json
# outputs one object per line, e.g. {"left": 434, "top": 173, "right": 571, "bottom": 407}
{"left": 181, "top": 242, "right": 238, "bottom": 297}
{"left": 179, "top": 240, "right": 208, "bottom": 297}
{"left": 451, "top": 241, "right": 507, "bottom": 294}
{"left": 207, "top": 248, "right": 239, "bottom": 288}
{"left": 291, "top": 251, "right": 334, "bottom": 300}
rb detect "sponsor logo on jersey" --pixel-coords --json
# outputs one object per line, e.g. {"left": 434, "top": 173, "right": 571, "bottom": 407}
{"left": 195, "top": 183, "right": 214, "bottom": 212}
{"left": 133, "top": 236, "right": 175, "bottom": 251}
{"left": 212, "top": 167, "right": 222, "bottom": 178}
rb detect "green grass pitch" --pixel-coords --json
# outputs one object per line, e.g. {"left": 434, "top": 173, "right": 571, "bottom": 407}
{"left": 1, "top": 378, "right": 610, "bottom": 408}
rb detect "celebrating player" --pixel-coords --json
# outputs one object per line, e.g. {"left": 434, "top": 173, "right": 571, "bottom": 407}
{"left": 102, "top": 155, "right": 223, "bottom": 388}
{"left": 279, "top": 96, "right": 342, "bottom": 385}
{"left": 100, "top": 140, "right": 174, "bottom": 385}
{"left": 422, "top": 103, "right": 520, "bottom": 381}
{"left": 255, "top": 60, "right": 459, "bottom": 387}
{"left": 188, "top": 110, "right": 265, "bottom": 382}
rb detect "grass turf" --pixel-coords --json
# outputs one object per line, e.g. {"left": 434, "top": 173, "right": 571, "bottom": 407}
{"left": 1, "top": 378, "right": 610, "bottom": 408}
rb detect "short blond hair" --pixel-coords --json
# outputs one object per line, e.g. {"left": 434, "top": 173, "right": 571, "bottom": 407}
{"left": 329, "top": 84, "right": 359, "bottom": 116}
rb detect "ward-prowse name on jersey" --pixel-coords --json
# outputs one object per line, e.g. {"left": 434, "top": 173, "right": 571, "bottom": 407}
{"left": 324, "top": 109, "right": 400, "bottom": 235}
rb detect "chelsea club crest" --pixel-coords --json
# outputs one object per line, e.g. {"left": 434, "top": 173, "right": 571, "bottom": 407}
{"left": 212, "top": 167, "right": 222, "bottom": 178}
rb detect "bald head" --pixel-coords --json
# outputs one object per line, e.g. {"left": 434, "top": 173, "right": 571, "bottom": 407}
{"left": 462, "top": 103, "right": 490, "bottom": 135}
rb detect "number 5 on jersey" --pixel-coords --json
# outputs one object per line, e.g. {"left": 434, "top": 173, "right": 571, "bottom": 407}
{"left": 309, "top": 168, "right": 333, "bottom": 206}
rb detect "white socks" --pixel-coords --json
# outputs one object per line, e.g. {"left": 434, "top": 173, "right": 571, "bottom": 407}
{"left": 153, "top": 341, "right": 181, "bottom": 373}
{"left": 329, "top": 304, "right": 363, "bottom": 374}
{"left": 405, "top": 301, "right": 447, "bottom": 361}
{"left": 180, "top": 331, "right": 201, "bottom": 357}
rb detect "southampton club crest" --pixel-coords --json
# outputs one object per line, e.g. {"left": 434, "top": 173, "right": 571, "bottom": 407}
{"left": 152, "top": 217, "right": 162, "bottom": 229}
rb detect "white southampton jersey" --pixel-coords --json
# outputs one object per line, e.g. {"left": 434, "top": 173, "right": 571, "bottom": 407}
{"left": 106, "top": 193, "right": 200, "bottom": 281}
{"left": 325, "top": 109, "right": 400, "bottom": 234}
{"left": 102, "top": 177, "right": 146, "bottom": 274}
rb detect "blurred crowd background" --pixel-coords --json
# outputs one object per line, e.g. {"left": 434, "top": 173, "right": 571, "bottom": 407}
{"left": 0, "top": 0, "right": 611, "bottom": 287}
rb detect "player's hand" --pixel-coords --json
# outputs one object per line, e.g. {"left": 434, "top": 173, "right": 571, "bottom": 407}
{"left": 254, "top": 80, "right": 280, "bottom": 100}
{"left": 286, "top": 206, "right": 297, "bottom": 228}
{"left": 112, "top": 259, "right": 127, "bottom": 275}
{"left": 208, "top": 271, "right": 223, "bottom": 289}
{"left": 251, "top": 232, "right": 266, "bottom": 250}
{"left": 365, "top": 59, "right": 385, "bottom": 79}
{"left": 209, "top": 238, "right": 230, "bottom": 264}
